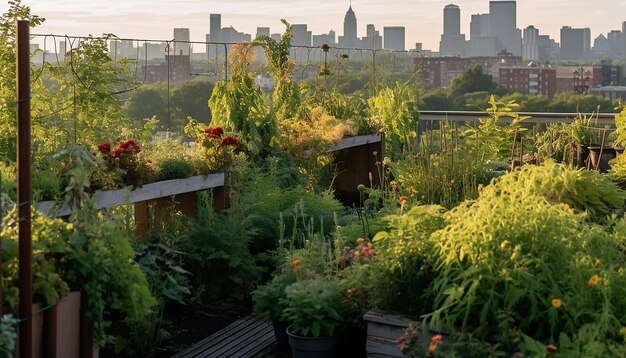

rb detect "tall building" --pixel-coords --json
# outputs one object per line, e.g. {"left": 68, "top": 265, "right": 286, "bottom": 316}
{"left": 560, "top": 26, "right": 591, "bottom": 60}
{"left": 523, "top": 26, "right": 539, "bottom": 61}
{"left": 384, "top": 26, "right": 405, "bottom": 51}
{"left": 470, "top": 14, "right": 490, "bottom": 38}
{"left": 209, "top": 14, "right": 221, "bottom": 42}
{"left": 623, "top": 21, "right": 626, "bottom": 58}
{"left": 537, "top": 35, "right": 560, "bottom": 62}
{"left": 339, "top": 4, "right": 358, "bottom": 48}
{"left": 173, "top": 28, "right": 190, "bottom": 55}
{"left": 439, "top": 4, "right": 466, "bottom": 56}
{"left": 291, "top": 24, "right": 312, "bottom": 63}
{"left": 208, "top": 14, "right": 222, "bottom": 58}
{"left": 255, "top": 27, "right": 270, "bottom": 63}
{"left": 489, "top": 1, "right": 522, "bottom": 56}
{"left": 313, "top": 31, "right": 336, "bottom": 47}
{"left": 360, "top": 24, "right": 382, "bottom": 50}
{"left": 468, "top": 13, "right": 497, "bottom": 57}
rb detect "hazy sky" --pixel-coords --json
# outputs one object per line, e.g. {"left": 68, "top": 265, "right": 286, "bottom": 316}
{"left": 4, "top": 0, "right": 626, "bottom": 50}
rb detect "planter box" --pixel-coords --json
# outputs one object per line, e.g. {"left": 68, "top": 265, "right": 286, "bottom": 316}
{"left": 363, "top": 310, "right": 411, "bottom": 358}
{"left": 363, "top": 310, "right": 445, "bottom": 358}
{"left": 330, "top": 134, "right": 385, "bottom": 205}
{"left": 37, "top": 173, "right": 225, "bottom": 218}
{"left": 12, "top": 302, "right": 44, "bottom": 358}
{"left": 44, "top": 291, "right": 81, "bottom": 358}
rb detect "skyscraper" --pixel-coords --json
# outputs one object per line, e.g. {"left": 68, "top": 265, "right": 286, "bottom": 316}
{"left": 384, "top": 26, "right": 405, "bottom": 51}
{"left": 560, "top": 26, "right": 591, "bottom": 59}
{"left": 208, "top": 14, "right": 222, "bottom": 58}
{"left": 489, "top": 1, "right": 522, "bottom": 56}
{"left": 173, "top": 28, "right": 190, "bottom": 55}
{"left": 209, "top": 14, "right": 221, "bottom": 43}
{"left": 339, "top": 4, "right": 358, "bottom": 48}
{"left": 439, "top": 4, "right": 466, "bottom": 56}
{"left": 523, "top": 26, "right": 539, "bottom": 61}
{"left": 468, "top": 13, "right": 497, "bottom": 57}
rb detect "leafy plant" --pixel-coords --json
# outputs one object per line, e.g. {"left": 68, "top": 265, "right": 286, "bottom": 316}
{"left": 0, "top": 314, "right": 19, "bottom": 356}
{"left": 209, "top": 42, "right": 276, "bottom": 155}
{"left": 571, "top": 111, "right": 600, "bottom": 145}
{"left": 93, "top": 138, "right": 154, "bottom": 189}
{"left": 425, "top": 180, "right": 626, "bottom": 351}
{"left": 368, "top": 82, "right": 420, "bottom": 156}
{"left": 282, "top": 278, "right": 345, "bottom": 337}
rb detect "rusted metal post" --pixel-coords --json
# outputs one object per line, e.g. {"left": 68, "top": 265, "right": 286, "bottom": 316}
{"left": 17, "top": 20, "right": 33, "bottom": 358}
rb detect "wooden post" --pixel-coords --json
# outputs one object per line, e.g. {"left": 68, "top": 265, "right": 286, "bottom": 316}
{"left": 17, "top": 20, "right": 33, "bottom": 358}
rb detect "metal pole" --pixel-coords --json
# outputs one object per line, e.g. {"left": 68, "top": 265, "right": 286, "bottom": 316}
{"left": 17, "top": 20, "right": 33, "bottom": 358}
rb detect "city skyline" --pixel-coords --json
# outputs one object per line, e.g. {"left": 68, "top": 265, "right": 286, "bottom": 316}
{"left": 4, "top": 0, "right": 626, "bottom": 51}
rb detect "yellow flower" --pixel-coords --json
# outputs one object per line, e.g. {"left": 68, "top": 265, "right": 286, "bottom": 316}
{"left": 546, "top": 344, "right": 558, "bottom": 353}
{"left": 291, "top": 259, "right": 302, "bottom": 266}
{"left": 551, "top": 298, "right": 562, "bottom": 309}
{"left": 346, "top": 288, "right": 357, "bottom": 297}
{"left": 588, "top": 274, "right": 599, "bottom": 286}
{"left": 66, "top": 223, "right": 74, "bottom": 231}
{"left": 356, "top": 238, "right": 365, "bottom": 244}
{"left": 594, "top": 259, "right": 604, "bottom": 266}
{"left": 620, "top": 327, "right": 626, "bottom": 339}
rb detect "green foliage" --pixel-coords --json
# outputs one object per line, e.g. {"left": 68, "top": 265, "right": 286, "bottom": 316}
{"left": 571, "top": 112, "right": 600, "bottom": 145}
{"left": 425, "top": 179, "right": 626, "bottom": 350}
{"left": 367, "top": 205, "right": 447, "bottom": 317}
{"left": 180, "top": 191, "right": 261, "bottom": 300}
{"left": 463, "top": 96, "right": 528, "bottom": 161}
{"left": 145, "top": 139, "right": 195, "bottom": 181}
{"left": 209, "top": 43, "right": 276, "bottom": 155}
{"left": 254, "top": 19, "right": 302, "bottom": 121}
{"left": 483, "top": 161, "right": 626, "bottom": 223}
{"left": 1, "top": 210, "right": 70, "bottom": 311}
{"left": 252, "top": 273, "right": 296, "bottom": 322}
{"left": 282, "top": 278, "right": 344, "bottom": 337}
{"left": 613, "top": 102, "right": 626, "bottom": 147}
{"left": 534, "top": 123, "right": 577, "bottom": 163}
{"left": 368, "top": 82, "right": 420, "bottom": 156}
{"left": 0, "top": 314, "right": 19, "bottom": 356}
{"left": 449, "top": 65, "right": 497, "bottom": 97}
{"left": 54, "top": 149, "right": 156, "bottom": 346}
{"left": 0, "top": 0, "right": 44, "bottom": 161}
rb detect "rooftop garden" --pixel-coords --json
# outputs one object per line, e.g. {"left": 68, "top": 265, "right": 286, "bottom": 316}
{"left": 1, "top": 1, "right": 626, "bottom": 357}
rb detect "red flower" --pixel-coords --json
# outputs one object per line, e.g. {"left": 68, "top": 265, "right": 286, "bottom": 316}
{"left": 203, "top": 127, "right": 224, "bottom": 139}
{"left": 97, "top": 142, "right": 111, "bottom": 154}
{"left": 220, "top": 135, "right": 238, "bottom": 147}
{"left": 321, "top": 43, "right": 330, "bottom": 52}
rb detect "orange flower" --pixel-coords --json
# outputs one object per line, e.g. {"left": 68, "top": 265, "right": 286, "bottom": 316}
{"left": 551, "top": 298, "right": 562, "bottom": 309}
{"left": 588, "top": 274, "right": 599, "bottom": 286}
{"left": 399, "top": 196, "right": 408, "bottom": 203}
{"left": 292, "top": 259, "right": 302, "bottom": 266}
{"left": 428, "top": 334, "right": 443, "bottom": 354}
{"left": 594, "top": 258, "right": 604, "bottom": 266}
{"left": 356, "top": 238, "right": 365, "bottom": 244}
{"left": 546, "top": 344, "right": 558, "bottom": 353}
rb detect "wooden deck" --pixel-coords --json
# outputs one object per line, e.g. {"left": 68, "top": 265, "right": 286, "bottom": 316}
{"left": 172, "top": 314, "right": 283, "bottom": 358}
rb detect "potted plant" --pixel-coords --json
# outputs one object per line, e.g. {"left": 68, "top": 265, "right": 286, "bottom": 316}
{"left": 571, "top": 113, "right": 600, "bottom": 168}
{"left": 252, "top": 274, "right": 295, "bottom": 351}
{"left": 282, "top": 277, "right": 344, "bottom": 358}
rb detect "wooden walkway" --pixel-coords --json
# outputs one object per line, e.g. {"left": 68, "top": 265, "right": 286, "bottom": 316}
{"left": 172, "top": 314, "right": 282, "bottom": 358}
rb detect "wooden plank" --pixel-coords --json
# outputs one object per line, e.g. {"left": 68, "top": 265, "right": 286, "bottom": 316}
{"left": 366, "top": 337, "right": 403, "bottom": 358}
{"left": 330, "top": 133, "right": 383, "bottom": 152}
{"left": 173, "top": 315, "right": 260, "bottom": 358}
{"left": 367, "top": 321, "right": 407, "bottom": 341}
{"left": 202, "top": 317, "right": 272, "bottom": 357}
{"left": 229, "top": 327, "right": 275, "bottom": 358}
{"left": 37, "top": 173, "right": 225, "bottom": 218}
{"left": 363, "top": 309, "right": 414, "bottom": 327}
{"left": 174, "top": 315, "right": 273, "bottom": 358}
